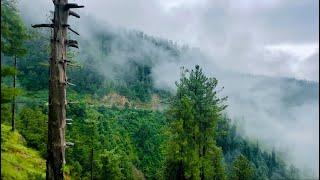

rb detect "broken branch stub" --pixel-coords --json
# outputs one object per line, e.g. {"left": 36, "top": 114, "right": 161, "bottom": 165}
{"left": 68, "top": 44, "right": 79, "bottom": 49}
{"left": 69, "top": 10, "right": 80, "bottom": 18}
{"left": 64, "top": 3, "right": 84, "bottom": 10}
{"left": 66, "top": 142, "right": 75, "bottom": 147}
{"left": 32, "top": 24, "right": 54, "bottom": 28}
{"left": 66, "top": 40, "right": 78, "bottom": 45}
{"left": 68, "top": 27, "right": 80, "bottom": 36}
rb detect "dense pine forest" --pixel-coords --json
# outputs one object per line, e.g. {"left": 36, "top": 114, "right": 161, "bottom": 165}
{"left": 1, "top": 0, "right": 318, "bottom": 179}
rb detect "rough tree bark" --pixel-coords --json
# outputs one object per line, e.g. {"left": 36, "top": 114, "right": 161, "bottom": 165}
{"left": 32, "top": 1, "right": 83, "bottom": 179}
{"left": 46, "top": 0, "right": 69, "bottom": 179}
{"left": 11, "top": 55, "right": 17, "bottom": 131}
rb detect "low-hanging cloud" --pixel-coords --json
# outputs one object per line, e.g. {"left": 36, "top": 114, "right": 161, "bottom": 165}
{"left": 19, "top": 0, "right": 319, "bottom": 81}
{"left": 18, "top": 0, "right": 319, "bottom": 178}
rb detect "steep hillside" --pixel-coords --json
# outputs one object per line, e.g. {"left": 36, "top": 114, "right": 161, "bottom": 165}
{"left": 1, "top": 124, "right": 46, "bottom": 179}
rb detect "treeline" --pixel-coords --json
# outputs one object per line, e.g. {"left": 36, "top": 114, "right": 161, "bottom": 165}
{"left": 1, "top": 74, "right": 301, "bottom": 179}
{"left": 1, "top": 65, "right": 301, "bottom": 179}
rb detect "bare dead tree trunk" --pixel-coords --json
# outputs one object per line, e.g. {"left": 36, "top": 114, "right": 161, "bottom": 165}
{"left": 46, "top": 1, "right": 69, "bottom": 179}
{"left": 11, "top": 55, "right": 17, "bottom": 131}
{"left": 32, "top": 1, "right": 83, "bottom": 179}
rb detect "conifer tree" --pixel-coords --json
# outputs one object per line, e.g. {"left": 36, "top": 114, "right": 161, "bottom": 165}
{"left": 231, "top": 154, "right": 255, "bottom": 180}
{"left": 165, "top": 65, "right": 227, "bottom": 179}
{"left": 1, "top": 0, "right": 28, "bottom": 131}
{"left": 83, "top": 108, "right": 102, "bottom": 180}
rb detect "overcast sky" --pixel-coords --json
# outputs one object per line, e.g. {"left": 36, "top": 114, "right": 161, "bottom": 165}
{"left": 20, "top": 0, "right": 319, "bottom": 82}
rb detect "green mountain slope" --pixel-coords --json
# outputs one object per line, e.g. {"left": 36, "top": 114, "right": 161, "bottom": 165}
{"left": 1, "top": 124, "right": 46, "bottom": 179}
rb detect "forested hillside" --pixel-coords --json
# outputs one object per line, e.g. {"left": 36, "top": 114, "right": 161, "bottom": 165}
{"left": 1, "top": 0, "right": 317, "bottom": 179}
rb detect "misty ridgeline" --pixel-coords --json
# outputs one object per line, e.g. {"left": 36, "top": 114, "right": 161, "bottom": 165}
{"left": 1, "top": 0, "right": 318, "bottom": 179}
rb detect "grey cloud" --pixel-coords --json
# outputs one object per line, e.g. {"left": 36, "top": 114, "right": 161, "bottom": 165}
{"left": 18, "top": 0, "right": 319, "bottom": 81}
{"left": 295, "top": 52, "right": 319, "bottom": 82}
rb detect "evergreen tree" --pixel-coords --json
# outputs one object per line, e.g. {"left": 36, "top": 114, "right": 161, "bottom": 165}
{"left": 1, "top": 0, "right": 29, "bottom": 131}
{"left": 287, "top": 164, "right": 301, "bottom": 180}
{"left": 1, "top": 66, "right": 20, "bottom": 104}
{"left": 17, "top": 106, "right": 47, "bottom": 156}
{"left": 165, "top": 65, "right": 227, "bottom": 179}
{"left": 83, "top": 108, "right": 103, "bottom": 179}
{"left": 231, "top": 154, "right": 255, "bottom": 180}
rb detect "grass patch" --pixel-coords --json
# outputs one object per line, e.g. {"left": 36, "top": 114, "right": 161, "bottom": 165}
{"left": 1, "top": 124, "right": 45, "bottom": 179}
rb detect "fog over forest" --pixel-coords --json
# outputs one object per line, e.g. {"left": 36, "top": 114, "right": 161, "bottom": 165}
{"left": 19, "top": 0, "right": 319, "bottom": 177}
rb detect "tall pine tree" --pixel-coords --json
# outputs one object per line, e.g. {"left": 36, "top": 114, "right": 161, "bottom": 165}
{"left": 1, "top": 0, "right": 28, "bottom": 131}
{"left": 230, "top": 154, "right": 255, "bottom": 180}
{"left": 165, "top": 65, "right": 227, "bottom": 179}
